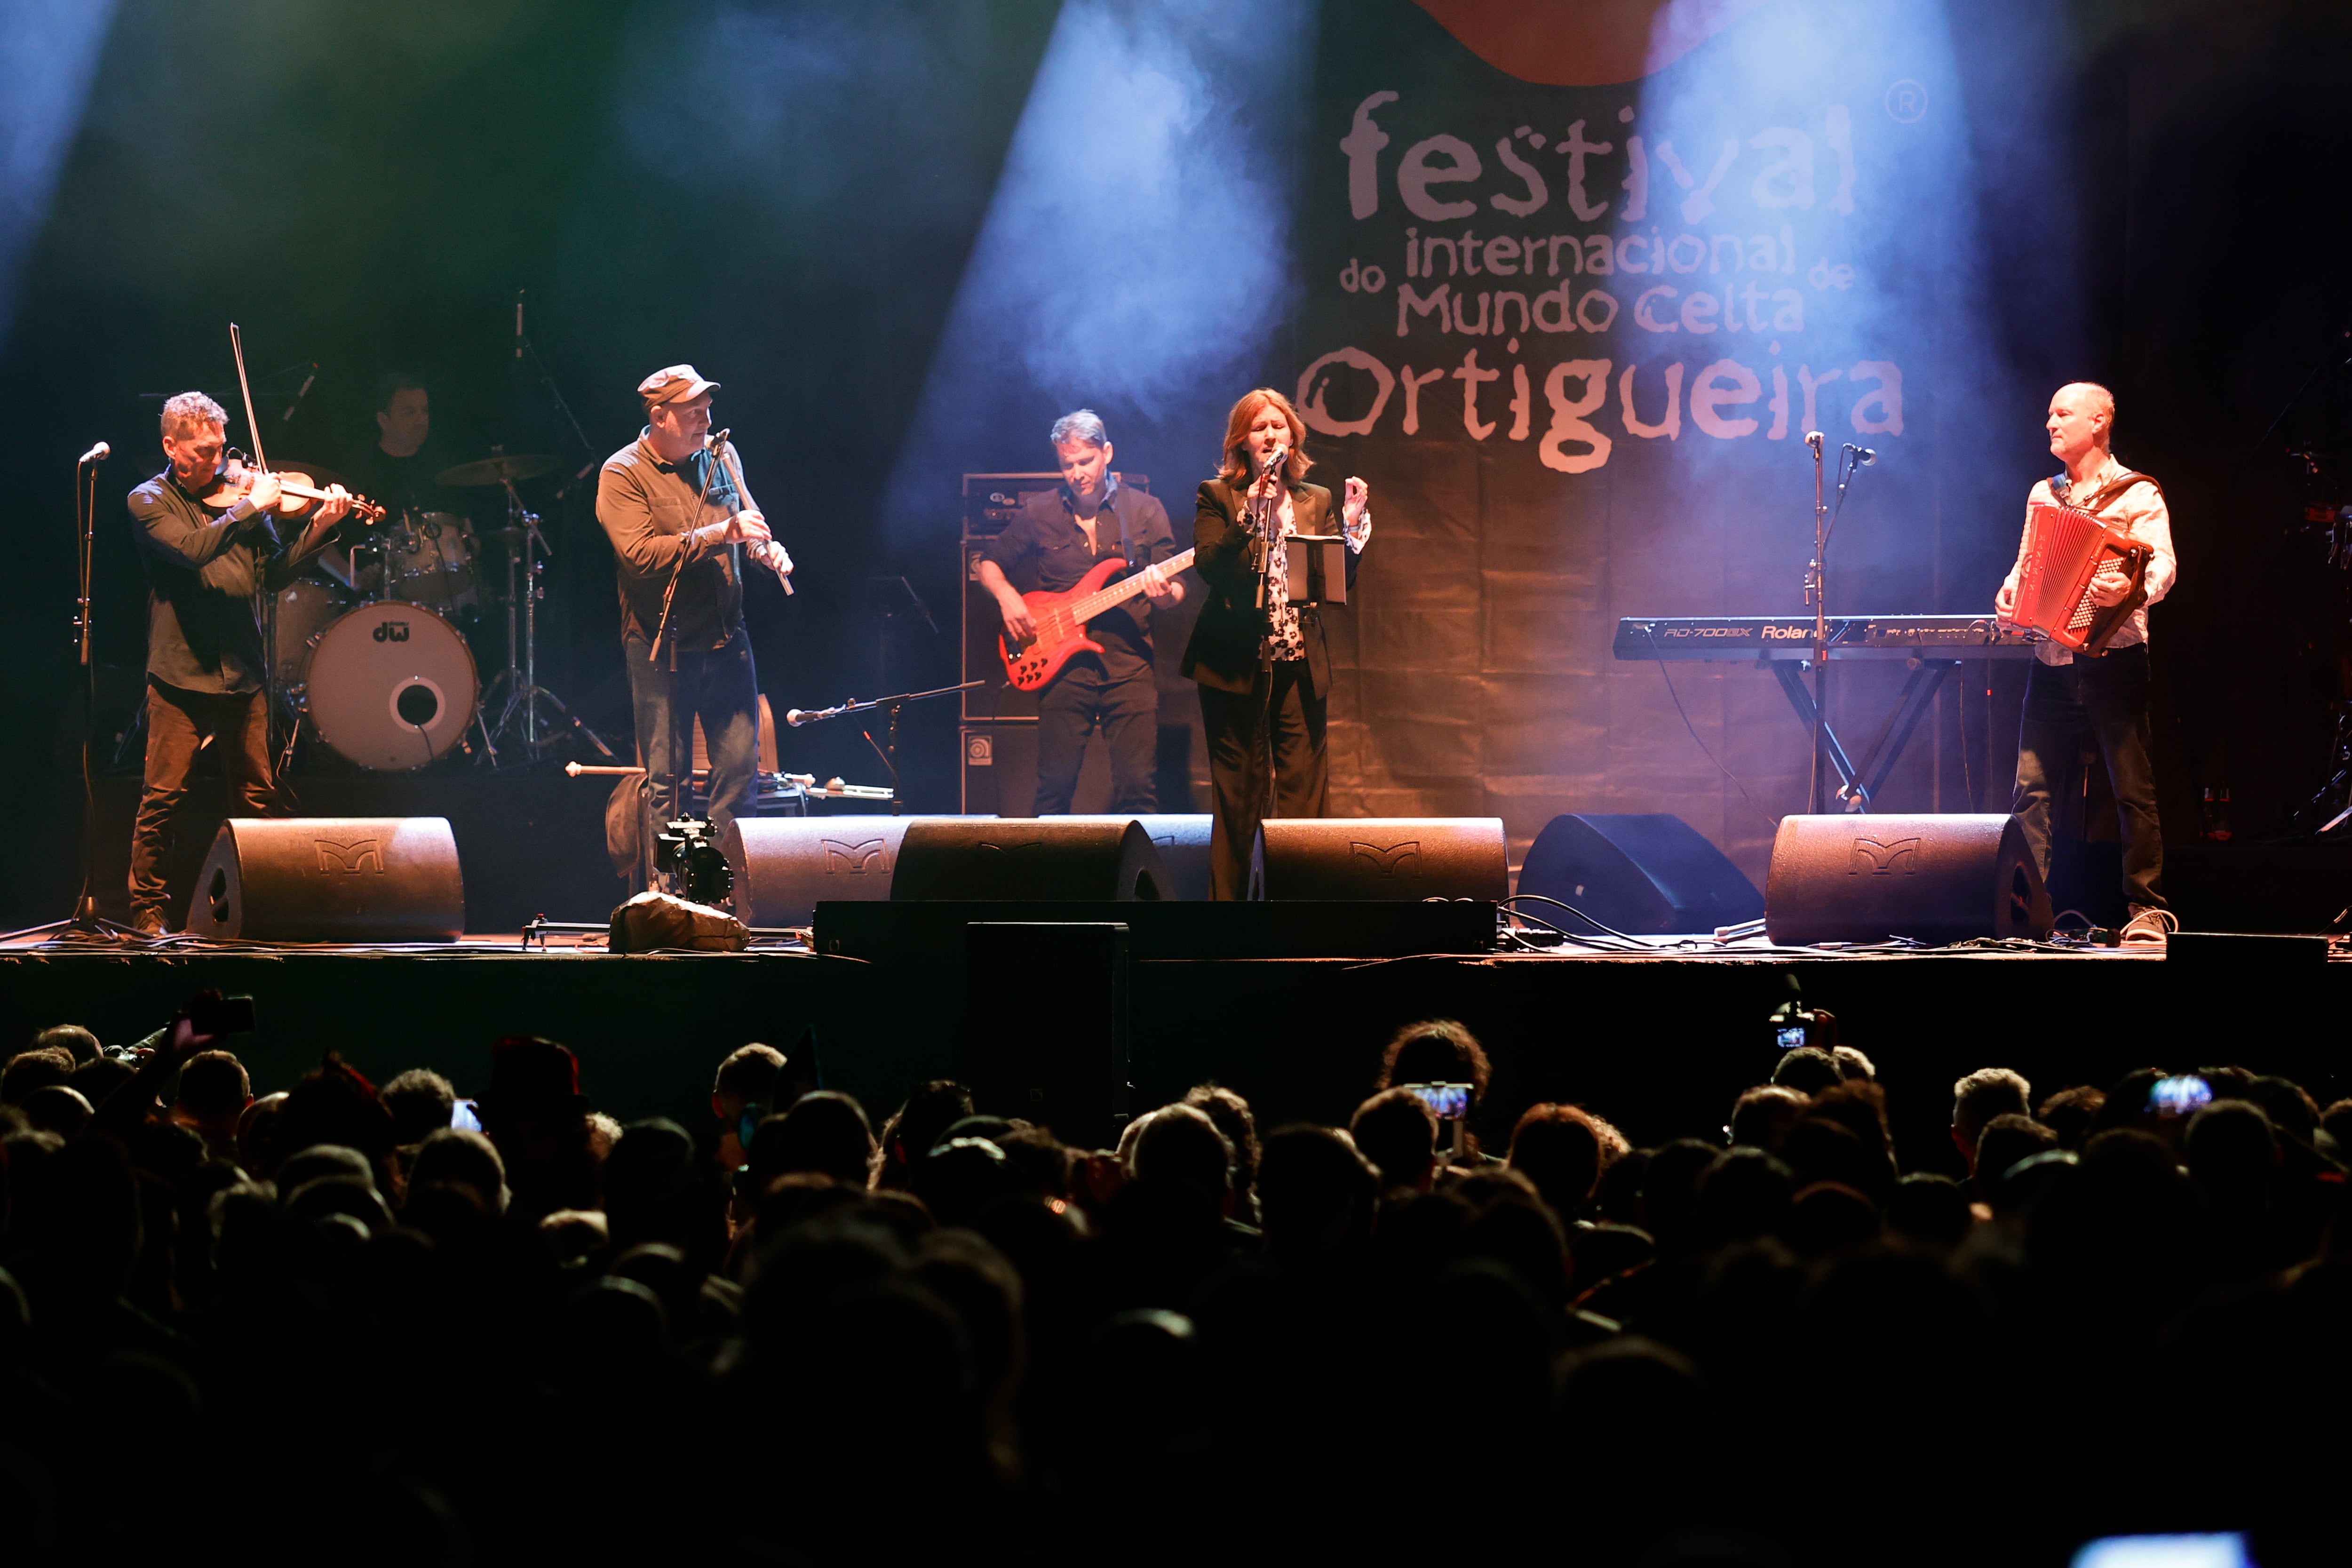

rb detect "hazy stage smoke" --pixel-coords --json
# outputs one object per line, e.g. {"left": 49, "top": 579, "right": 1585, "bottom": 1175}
{"left": 0, "top": 0, "right": 119, "bottom": 350}
{"left": 884, "top": 0, "right": 1315, "bottom": 541}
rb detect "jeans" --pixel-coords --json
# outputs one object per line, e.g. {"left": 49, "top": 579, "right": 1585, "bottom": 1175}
{"left": 1199, "top": 658, "right": 1328, "bottom": 900}
{"left": 1035, "top": 661, "right": 1158, "bottom": 815}
{"left": 624, "top": 625, "right": 760, "bottom": 860}
{"left": 130, "top": 679, "right": 274, "bottom": 924}
{"left": 2012, "top": 642, "right": 2165, "bottom": 912}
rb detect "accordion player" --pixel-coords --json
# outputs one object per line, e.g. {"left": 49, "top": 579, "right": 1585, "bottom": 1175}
{"left": 1997, "top": 382, "right": 2177, "bottom": 946}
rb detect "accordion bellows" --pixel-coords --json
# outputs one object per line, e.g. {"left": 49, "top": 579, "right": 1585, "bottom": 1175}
{"left": 2012, "top": 499, "right": 2153, "bottom": 655}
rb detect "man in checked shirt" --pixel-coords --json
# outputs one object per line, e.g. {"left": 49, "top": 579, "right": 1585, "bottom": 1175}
{"left": 1995, "top": 382, "right": 2177, "bottom": 946}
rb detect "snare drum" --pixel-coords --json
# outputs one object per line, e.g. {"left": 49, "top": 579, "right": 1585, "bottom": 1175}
{"left": 303, "top": 601, "right": 479, "bottom": 770}
{"left": 271, "top": 577, "right": 350, "bottom": 692}
{"left": 385, "top": 511, "right": 479, "bottom": 615}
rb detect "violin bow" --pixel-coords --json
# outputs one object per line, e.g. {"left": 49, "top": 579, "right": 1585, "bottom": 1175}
{"left": 228, "top": 321, "right": 269, "bottom": 474}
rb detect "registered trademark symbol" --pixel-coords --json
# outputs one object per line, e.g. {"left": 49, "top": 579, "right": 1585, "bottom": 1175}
{"left": 1885, "top": 80, "right": 1927, "bottom": 123}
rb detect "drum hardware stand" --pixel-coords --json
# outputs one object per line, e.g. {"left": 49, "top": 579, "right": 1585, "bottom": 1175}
{"left": 781, "top": 680, "right": 981, "bottom": 814}
{"left": 480, "top": 471, "right": 611, "bottom": 766}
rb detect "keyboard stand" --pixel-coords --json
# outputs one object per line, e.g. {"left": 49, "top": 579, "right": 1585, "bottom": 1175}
{"left": 1772, "top": 659, "right": 1957, "bottom": 812}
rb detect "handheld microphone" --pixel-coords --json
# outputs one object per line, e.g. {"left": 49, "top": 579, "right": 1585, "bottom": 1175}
{"left": 1846, "top": 445, "right": 1877, "bottom": 465}
{"left": 1804, "top": 430, "right": 1825, "bottom": 455}
{"left": 78, "top": 440, "right": 110, "bottom": 464}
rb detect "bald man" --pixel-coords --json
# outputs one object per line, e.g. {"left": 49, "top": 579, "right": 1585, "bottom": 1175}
{"left": 1995, "top": 382, "right": 2177, "bottom": 945}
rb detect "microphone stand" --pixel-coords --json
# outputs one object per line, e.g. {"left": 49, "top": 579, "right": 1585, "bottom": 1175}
{"left": 4, "top": 447, "right": 142, "bottom": 944}
{"left": 1806, "top": 432, "right": 1828, "bottom": 814}
{"left": 783, "top": 680, "right": 982, "bottom": 815}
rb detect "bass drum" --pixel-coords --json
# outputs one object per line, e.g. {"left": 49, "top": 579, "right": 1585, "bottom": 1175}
{"left": 272, "top": 577, "right": 350, "bottom": 692}
{"left": 304, "top": 601, "right": 478, "bottom": 771}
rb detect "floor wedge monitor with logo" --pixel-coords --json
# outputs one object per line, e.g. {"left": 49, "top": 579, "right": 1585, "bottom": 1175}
{"left": 1251, "top": 818, "right": 1509, "bottom": 901}
{"left": 723, "top": 816, "right": 968, "bottom": 928}
{"left": 184, "top": 817, "right": 466, "bottom": 942}
{"left": 1764, "top": 813, "right": 2052, "bottom": 946}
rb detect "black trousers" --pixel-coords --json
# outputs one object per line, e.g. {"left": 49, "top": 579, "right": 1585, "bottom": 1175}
{"left": 130, "top": 679, "right": 275, "bottom": 924}
{"left": 1035, "top": 660, "right": 1157, "bottom": 815}
{"left": 2011, "top": 642, "right": 2165, "bottom": 912}
{"left": 1199, "top": 658, "right": 1327, "bottom": 900}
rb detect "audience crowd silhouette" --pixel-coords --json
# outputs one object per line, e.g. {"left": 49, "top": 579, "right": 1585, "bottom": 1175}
{"left": 0, "top": 1007, "right": 2342, "bottom": 1566}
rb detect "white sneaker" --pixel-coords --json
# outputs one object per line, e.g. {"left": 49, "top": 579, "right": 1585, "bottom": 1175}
{"left": 2120, "top": 906, "right": 2178, "bottom": 947}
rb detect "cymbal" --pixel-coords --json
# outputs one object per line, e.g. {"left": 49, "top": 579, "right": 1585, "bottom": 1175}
{"left": 435, "top": 452, "right": 557, "bottom": 487}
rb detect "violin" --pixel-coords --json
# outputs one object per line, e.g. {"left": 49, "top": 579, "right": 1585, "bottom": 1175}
{"left": 199, "top": 457, "right": 386, "bottom": 524}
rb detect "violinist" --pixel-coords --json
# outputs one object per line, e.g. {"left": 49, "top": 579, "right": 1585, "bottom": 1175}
{"left": 125, "top": 391, "right": 354, "bottom": 935}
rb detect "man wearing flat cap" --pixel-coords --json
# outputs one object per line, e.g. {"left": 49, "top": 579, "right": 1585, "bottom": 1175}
{"left": 596, "top": 366, "right": 792, "bottom": 879}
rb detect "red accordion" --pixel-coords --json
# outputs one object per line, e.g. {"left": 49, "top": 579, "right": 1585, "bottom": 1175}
{"left": 2011, "top": 499, "right": 2154, "bottom": 656}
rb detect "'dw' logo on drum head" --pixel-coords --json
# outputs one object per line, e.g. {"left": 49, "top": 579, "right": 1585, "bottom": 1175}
{"left": 371, "top": 621, "right": 410, "bottom": 643}
{"left": 315, "top": 837, "right": 384, "bottom": 874}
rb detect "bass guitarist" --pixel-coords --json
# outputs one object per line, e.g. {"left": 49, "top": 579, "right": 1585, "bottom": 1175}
{"left": 978, "top": 409, "right": 1183, "bottom": 814}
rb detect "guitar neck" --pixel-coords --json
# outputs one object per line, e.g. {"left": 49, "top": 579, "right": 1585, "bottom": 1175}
{"left": 1067, "top": 548, "right": 1196, "bottom": 622}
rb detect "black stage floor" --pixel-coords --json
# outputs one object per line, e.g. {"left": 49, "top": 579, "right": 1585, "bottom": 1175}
{"left": 5, "top": 929, "right": 2341, "bottom": 1182}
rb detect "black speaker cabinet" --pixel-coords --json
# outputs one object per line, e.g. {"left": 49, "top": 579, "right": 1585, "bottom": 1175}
{"left": 1061, "top": 814, "right": 1213, "bottom": 900}
{"left": 723, "top": 816, "right": 989, "bottom": 927}
{"left": 1252, "top": 817, "right": 1509, "bottom": 901}
{"left": 891, "top": 818, "right": 1170, "bottom": 902}
{"left": 966, "top": 922, "right": 1132, "bottom": 1147}
{"left": 1764, "top": 813, "right": 2052, "bottom": 945}
{"left": 184, "top": 817, "right": 465, "bottom": 942}
{"left": 1518, "top": 813, "right": 1763, "bottom": 934}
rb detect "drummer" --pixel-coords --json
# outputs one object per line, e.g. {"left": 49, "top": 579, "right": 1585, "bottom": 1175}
{"left": 324, "top": 373, "right": 448, "bottom": 594}
{"left": 344, "top": 372, "right": 445, "bottom": 521}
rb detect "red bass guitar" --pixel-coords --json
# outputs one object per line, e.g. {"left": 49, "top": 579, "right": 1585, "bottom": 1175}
{"left": 998, "top": 548, "right": 1196, "bottom": 692}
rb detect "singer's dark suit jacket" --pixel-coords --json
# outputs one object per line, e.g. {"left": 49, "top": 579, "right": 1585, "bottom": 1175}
{"left": 1181, "top": 476, "right": 1362, "bottom": 699}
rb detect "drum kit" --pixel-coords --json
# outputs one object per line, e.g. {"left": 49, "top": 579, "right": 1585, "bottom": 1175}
{"left": 267, "top": 449, "right": 611, "bottom": 772}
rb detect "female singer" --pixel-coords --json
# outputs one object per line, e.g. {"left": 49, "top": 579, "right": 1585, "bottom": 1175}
{"left": 1181, "top": 389, "right": 1372, "bottom": 899}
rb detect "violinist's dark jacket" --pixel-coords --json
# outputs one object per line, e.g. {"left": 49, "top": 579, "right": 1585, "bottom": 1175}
{"left": 127, "top": 470, "right": 330, "bottom": 694}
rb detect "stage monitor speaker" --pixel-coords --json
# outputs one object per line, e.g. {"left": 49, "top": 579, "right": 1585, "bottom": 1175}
{"left": 1061, "top": 814, "right": 1213, "bottom": 901}
{"left": 1764, "top": 813, "right": 2052, "bottom": 945}
{"left": 723, "top": 816, "right": 991, "bottom": 928}
{"left": 1252, "top": 817, "right": 1508, "bottom": 901}
{"left": 1517, "top": 813, "right": 1763, "bottom": 934}
{"left": 891, "top": 818, "right": 1169, "bottom": 902}
{"left": 185, "top": 817, "right": 465, "bottom": 942}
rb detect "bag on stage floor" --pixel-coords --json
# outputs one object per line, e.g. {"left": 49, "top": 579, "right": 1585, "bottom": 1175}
{"left": 1517, "top": 814, "right": 1763, "bottom": 935}
{"left": 1764, "top": 813, "right": 2052, "bottom": 946}
{"left": 1251, "top": 818, "right": 1508, "bottom": 901}
{"left": 184, "top": 817, "right": 466, "bottom": 943}
{"left": 608, "top": 890, "right": 748, "bottom": 954}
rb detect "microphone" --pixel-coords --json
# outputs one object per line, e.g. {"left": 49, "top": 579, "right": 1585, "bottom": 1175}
{"left": 1261, "top": 442, "right": 1289, "bottom": 476}
{"left": 706, "top": 428, "right": 731, "bottom": 450}
{"left": 1804, "top": 430, "right": 1825, "bottom": 454}
{"left": 785, "top": 708, "right": 811, "bottom": 728}
{"left": 514, "top": 290, "right": 525, "bottom": 359}
{"left": 1846, "top": 445, "right": 1877, "bottom": 465}
{"left": 78, "top": 440, "right": 110, "bottom": 464}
